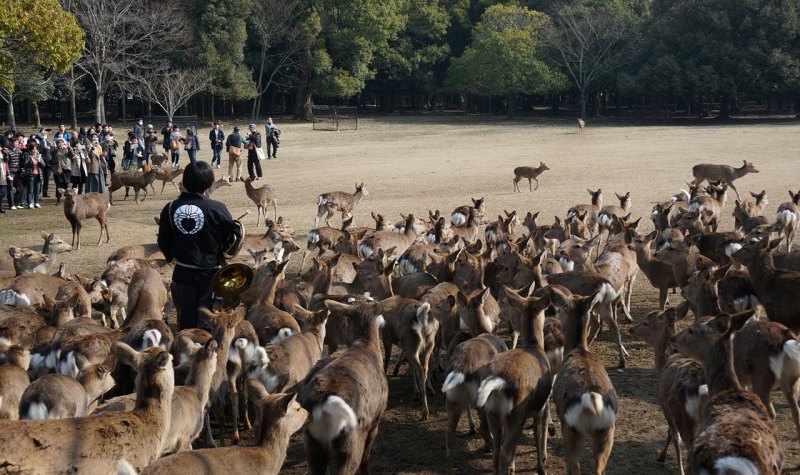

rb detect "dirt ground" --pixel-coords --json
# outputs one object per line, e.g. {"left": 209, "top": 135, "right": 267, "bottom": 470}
{"left": 1, "top": 115, "right": 800, "bottom": 473}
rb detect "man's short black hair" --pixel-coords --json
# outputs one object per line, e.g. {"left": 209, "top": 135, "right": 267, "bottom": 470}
{"left": 183, "top": 161, "right": 214, "bottom": 193}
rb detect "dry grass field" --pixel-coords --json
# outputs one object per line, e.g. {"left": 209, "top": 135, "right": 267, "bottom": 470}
{"left": 1, "top": 115, "right": 799, "bottom": 473}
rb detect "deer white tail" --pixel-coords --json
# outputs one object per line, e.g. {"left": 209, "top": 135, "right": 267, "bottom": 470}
{"left": 316, "top": 196, "right": 326, "bottom": 206}
{"left": 441, "top": 371, "right": 465, "bottom": 395}
{"left": 477, "top": 377, "right": 511, "bottom": 417}
{"left": 358, "top": 242, "right": 374, "bottom": 259}
{"left": 26, "top": 401, "right": 49, "bottom": 420}
{"left": 451, "top": 212, "right": 467, "bottom": 226}
{"left": 777, "top": 209, "right": 797, "bottom": 225}
{"left": 141, "top": 329, "right": 162, "bottom": 350}
{"left": 769, "top": 339, "right": 800, "bottom": 381}
{"left": 270, "top": 328, "right": 294, "bottom": 344}
{"left": 724, "top": 243, "right": 742, "bottom": 257}
{"left": 713, "top": 457, "right": 760, "bottom": 475}
{"left": 564, "top": 392, "right": 616, "bottom": 432}
{"left": 0, "top": 289, "right": 31, "bottom": 306}
{"left": 307, "top": 230, "right": 321, "bottom": 244}
{"left": 411, "top": 303, "right": 434, "bottom": 336}
{"left": 116, "top": 459, "right": 138, "bottom": 475}
{"left": 59, "top": 351, "right": 79, "bottom": 378}
{"left": 308, "top": 395, "right": 358, "bottom": 446}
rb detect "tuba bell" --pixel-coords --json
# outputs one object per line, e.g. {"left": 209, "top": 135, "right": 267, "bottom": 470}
{"left": 213, "top": 210, "right": 253, "bottom": 300}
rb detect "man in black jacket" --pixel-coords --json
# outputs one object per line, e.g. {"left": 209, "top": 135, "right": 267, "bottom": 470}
{"left": 157, "top": 161, "right": 241, "bottom": 330}
{"left": 208, "top": 122, "right": 224, "bottom": 169}
{"left": 245, "top": 123, "right": 262, "bottom": 180}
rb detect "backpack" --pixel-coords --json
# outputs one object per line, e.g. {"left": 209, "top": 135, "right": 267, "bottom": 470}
{"left": 170, "top": 138, "right": 180, "bottom": 151}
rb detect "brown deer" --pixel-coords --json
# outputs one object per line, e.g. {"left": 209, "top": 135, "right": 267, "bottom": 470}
{"left": 596, "top": 192, "right": 632, "bottom": 246}
{"left": 442, "top": 333, "right": 508, "bottom": 474}
{"left": 629, "top": 303, "right": 706, "bottom": 475}
{"left": 58, "top": 187, "right": 110, "bottom": 250}
{"left": 477, "top": 288, "right": 553, "bottom": 475}
{"left": 568, "top": 189, "right": 602, "bottom": 236}
{"left": 9, "top": 232, "right": 72, "bottom": 275}
{"left": 673, "top": 311, "right": 783, "bottom": 475}
{"left": 512, "top": 161, "right": 549, "bottom": 192}
{"left": 691, "top": 160, "right": 759, "bottom": 200}
{"left": 151, "top": 166, "right": 184, "bottom": 195}
{"left": 314, "top": 183, "right": 369, "bottom": 227}
{"left": 0, "top": 346, "right": 31, "bottom": 420}
{"left": 627, "top": 230, "right": 679, "bottom": 310}
{"left": 298, "top": 299, "right": 388, "bottom": 475}
{"left": 776, "top": 190, "right": 800, "bottom": 251}
{"left": 732, "top": 190, "right": 768, "bottom": 232}
{"left": 689, "top": 182, "right": 728, "bottom": 232}
{"left": 550, "top": 285, "right": 618, "bottom": 475}
{"left": 108, "top": 168, "right": 159, "bottom": 204}
{"left": 0, "top": 343, "right": 174, "bottom": 474}
{"left": 133, "top": 392, "right": 307, "bottom": 475}
{"left": 244, "top": 177, "right": 277, "bottom": 226}
{"left": 358, "top": 214, "right": 417, "bottom": 261}
{"left": 451, "top": 197, "right": 485, "bottom": 226}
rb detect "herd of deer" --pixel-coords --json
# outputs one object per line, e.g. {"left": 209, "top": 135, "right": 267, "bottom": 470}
{"left": 1, "top": 156, "right": 799, "bottom": 474}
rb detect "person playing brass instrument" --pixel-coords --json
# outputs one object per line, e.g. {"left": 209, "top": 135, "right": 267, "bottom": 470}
{"left": 158, "top": 161, "right": 241, "bottom": 330}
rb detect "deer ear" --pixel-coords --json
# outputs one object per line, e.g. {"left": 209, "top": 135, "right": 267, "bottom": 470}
{"left": 547, "top": 285, "right": 573, "bottom": 310}
{"left": 675, "top": 300, "right": 691, "bottom": 321}
{"left": 503, "top": 286, "right": 528, "bottom": 310}
{"left": 324, "top": 299, "right": 354, "bottom": 315}
{"left": 727, "top": 309, "right": 755, "bottom": 335}
{"left": 113, "top": 342, "right": 141, "bottom": 368}
{"left": 769, "top": 238, "right": 782, "bottom": 251}
{"left": 531, "top": 250, "right": 545, "bottom": 266}
{"left": 155, "top": 351, "right": 171, "bottom": 370}
{"left": 445, "top": 295, "right": 457, "bottom": 309}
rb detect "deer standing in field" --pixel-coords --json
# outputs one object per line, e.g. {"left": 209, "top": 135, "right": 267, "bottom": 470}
{"left": 58, "top": 188, "right": 110, "bottom": 250}
{"left": 577, "top": 118, "right": 585, "bottom": 134}
{"left": 629, "top": 303, "right": 707, "bottom": 475}
{"left": 477, "top": 288, "right": 553, "bottom": 475}
{"left": 442, "top": 333, "right": 508, "bottom": 474}
{"left": 244, "top": 177, "right": 277, "bottom": 226}
{"left": 297, "top": 299, "right": 388, "bottom": 475}
{"left": 152, "top": 167, "right": 183, "bottom": 195}
{"left": 776, "top": 190, "right": 800, "bottom": 251}
{"left": 512, "top": 161, "right": 549, "bottom": 192}
{"left": 673, "top": 311, "right": 783, "bottom": 475}
{"left": 550, "top": 285, "right": 619, "bottom": 475}
{"left": 314, "top": 183, "right": 368, "bottom": 227}
{"left": 691, "top": 160, "right": 759, "bottom": 200}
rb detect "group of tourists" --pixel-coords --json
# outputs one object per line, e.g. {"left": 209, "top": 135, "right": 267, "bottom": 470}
{"left": 0, "top": 118, "right": 281, "bottom": 213}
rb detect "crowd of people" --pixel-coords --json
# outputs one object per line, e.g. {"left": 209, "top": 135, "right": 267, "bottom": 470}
{"left": 0, "top": 118, "right": 281, "bottom": 213}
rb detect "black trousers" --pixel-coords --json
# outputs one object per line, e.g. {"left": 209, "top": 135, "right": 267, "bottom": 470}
{"left": 41, "top": 166, "right": 52, "bottom": 196}
{"left": 55, "top": 172, "right": 72, "bottom": 203}
{"left": 266, "top": 137, "right": 278, "bottom": 158}
{"left": 171, "top": 281, "right": 214, "bottom": 331}
{"left": 247, "top": 154, "right": 262, "bottom": 178}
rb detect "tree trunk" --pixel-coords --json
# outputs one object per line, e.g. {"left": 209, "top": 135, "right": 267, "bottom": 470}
{"left": 718, "top": 95, "right": 731, "bottom": 119}
{"left": 121, "top": 93, "right": 126, "bottom": 123}
{"left": 33, "top": 102, "right": 41, "bottom": 128}
{"left": 95, "top": 93, "right": 103, "bottom": 124}
{"left": 506, "top": 94, "right": 515, "bottom": 118}
{"left": 7, "top": 97, "right": 16, "bottom": 130}
{"left": 25, "top": 101, "right": 32, "bottom": 124}
{"left": 210, "top": 94, "right": 215, "bottom": 122}
{"left": 579, "top": 89, "right": 588, "bottom": 120}
{"left": 69, "top": 67, "right": 78, "bottom": 130}
{"left": 551, "top": 94, "right": 560, "bottom": 114}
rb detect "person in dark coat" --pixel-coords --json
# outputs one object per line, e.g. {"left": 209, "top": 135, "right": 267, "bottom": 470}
{"left": 246, "top": 123, "right": 262, "bottom": 180}
{"left": 265, "top": 117, "right": 279, "bottom": 159}
{"left": 208, "top": 122, "right": 224, "bottom": 169}
{"left": 157, "top": 161, "right": 241, "bottom": 330}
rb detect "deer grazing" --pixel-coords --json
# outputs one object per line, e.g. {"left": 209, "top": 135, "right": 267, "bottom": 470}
{"left": 0, "top": 343, "right": 174, "bottom": 474}
{"left": 314, "top": 183, "right": 369, "bottom": 227}
{"left": 477, "top": 288, "right": 553, "bottom": 475}
{"left": 691, "top": 160, "right": 759, "bottom": 200}
{"left": 776, "top": 190, "right": 800, "bottom": 251}
{"left": 298, "top": 299, "right": 388, "bottom": 475}
{"left": 674, "top": 311, "right": 783, "bottom": 475}
{"left": 550, "top": 285, "right": 618, "bottom": 475}
{"left": 58, "top": 187, "right": 110, "bottom": 250}
{"left": 244, "top": 177, "right": 278, "bottom": 226}
{"left": 513, "top": 162, "right": 550, "bottom": 192}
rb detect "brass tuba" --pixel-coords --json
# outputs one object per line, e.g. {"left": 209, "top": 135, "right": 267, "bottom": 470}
{"left": 213, "top": 210, "right": 253, "bottom": 299}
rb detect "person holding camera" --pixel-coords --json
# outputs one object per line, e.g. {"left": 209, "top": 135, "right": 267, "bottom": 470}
{"left": 246, "top": 123, "right": 263, "bottom": 180}
{"left": 157, "top": 161, "right": 242, "bottom": 330}
{"left": 265, "top": 117, "right": 279, "bottom": 159}
{"left": 209, "top": 122, "right": 224, "bottom": 169}
{"left": 51, "top": 139, "right": 74, "bottom": 205}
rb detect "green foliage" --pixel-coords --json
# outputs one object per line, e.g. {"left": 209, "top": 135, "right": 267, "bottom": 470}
{"left": 196, "top": 0, "right": 257, "bottom": 100}
{"left": 0, "top": 0, "right": 83, "bottom": 91}
{"left": 309, "top": 0, "right": 408, "bottom": 97}
{"left": 445, "top": 4, "right": 566, "bottom": 96}
{"left": 642, "top": 0, "right": 800, "bottom": 97}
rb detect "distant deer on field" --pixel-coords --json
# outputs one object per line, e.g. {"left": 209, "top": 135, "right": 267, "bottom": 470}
{"left": 577, "top": 118, "right": 586, "bottom": 134}
{"left": 512, "top": 162, "right": 549, "bottom": 192}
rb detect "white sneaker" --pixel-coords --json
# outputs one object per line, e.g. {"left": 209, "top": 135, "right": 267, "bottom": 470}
{"left": 29, "top": 203, "right": 34, "bottom": 209}
{"left": 34, "top": 203, "right": 41, "bottom": 208}
{"left": 10, "top": 206, "right": 16, "bottom": 210}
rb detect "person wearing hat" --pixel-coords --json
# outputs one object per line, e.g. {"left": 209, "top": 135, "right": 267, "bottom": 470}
{"left": 208, "top": 122, "right": 224, "bottom": 169}
{"left": 143, "top": 124, "right": 158, "bottom": 164}
{"left": 245, "top": 123, "right": 263, "bottom": 180}
{"left": 224, "top": 126, "right": 244, "bottom": 182}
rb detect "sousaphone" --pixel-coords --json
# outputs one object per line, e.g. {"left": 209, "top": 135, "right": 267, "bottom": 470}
{"left": 212, "top": 210, "right": 253, "bottom": 299}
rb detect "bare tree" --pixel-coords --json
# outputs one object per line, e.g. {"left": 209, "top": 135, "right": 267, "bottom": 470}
{"left": 249, "top": 0, "right": 307, "bottom": 119}
{"left": 544, "top": 2, "right": 638, "bottom": 119}
{"left": 129, "top": 64, "right": 210, "bottom": 121}
{"left": 66, "top": 0, "right": 187, "bottom": 123}
{"left": 0, "top": 65, "right": 54, "bottom": 129}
